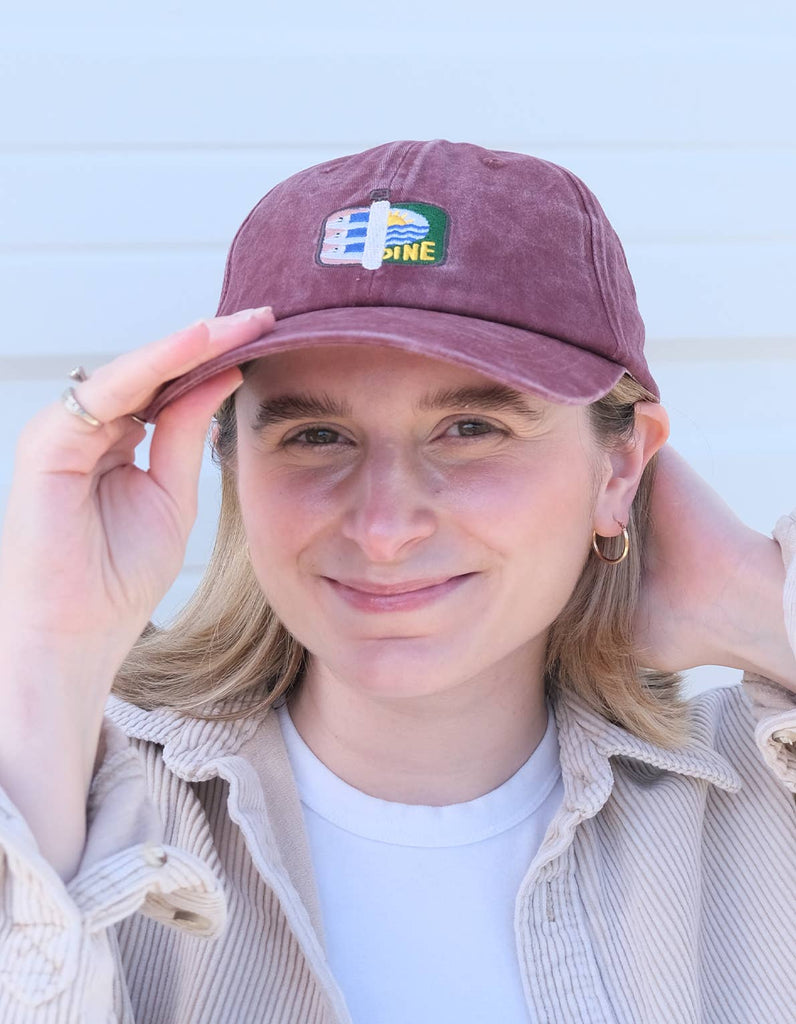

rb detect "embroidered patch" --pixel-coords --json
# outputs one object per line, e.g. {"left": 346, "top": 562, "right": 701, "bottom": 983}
{"left": 318, "top": 194, "right": 447, "bottom": 269}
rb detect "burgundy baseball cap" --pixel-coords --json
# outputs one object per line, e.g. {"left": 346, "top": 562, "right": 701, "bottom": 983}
{"left": 143, "top": 139, "right": 657, "bottom": 421}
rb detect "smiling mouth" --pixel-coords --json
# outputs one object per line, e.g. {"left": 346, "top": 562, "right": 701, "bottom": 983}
{"left": 323, "top": 573, "right": 475, "bottom": 611}
{"left": 328, "top": 575, "right": 465, "bottom": 596}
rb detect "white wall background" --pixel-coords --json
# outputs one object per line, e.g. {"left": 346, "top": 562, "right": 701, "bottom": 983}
{"left": 2, "top": 1, "right": 795, "bottom": 696}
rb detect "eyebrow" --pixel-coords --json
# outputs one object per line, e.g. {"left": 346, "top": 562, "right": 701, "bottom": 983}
{"left": 253, "top": 392, "right": 352, "bottom": 430}
{"left": 418, "top": 384, "right": 545, "bottom": 422}
{"left": 252, "top": 383, "right": 545, "bottom": 431}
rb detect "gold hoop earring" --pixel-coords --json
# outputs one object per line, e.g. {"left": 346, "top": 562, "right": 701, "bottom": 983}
{"left": 592, "top": 522, "right": 630, "bottom": 565}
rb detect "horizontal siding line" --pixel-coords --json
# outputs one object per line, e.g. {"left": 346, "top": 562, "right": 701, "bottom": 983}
{"left": 0, "top": 143, "right": 358, "bottom": 156}
{"left": 0, "top": 355, "right": 136, "bottom": 379}
{"left": 3, "top": 142, "right": 796, "bottom": 157}
{"left": 646, "top": 338, "right": 796, "bottom": 360}
{"left": 0, "top": 243, "right": 225, "bottom": 255}
{"left": 6, "top": 28, "right": 796, "bottom": 57}
{"left": 3, "top": 339, "right": 794, "bottom": 380}
{"left": 4, "top": 236, "right": 796, "bottom": 255}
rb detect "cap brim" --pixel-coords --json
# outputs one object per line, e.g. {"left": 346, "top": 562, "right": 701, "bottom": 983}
{"left": 141, "top": 306, "right": 627, "bottom": 422}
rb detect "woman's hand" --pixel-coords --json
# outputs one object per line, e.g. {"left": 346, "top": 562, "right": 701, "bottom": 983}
{"left": 633, "top": 446, "right": 796, "bottom": 691}
{"left": 1, "top": 308, "right": 272, "bottom": 662}
{"left": 0, "top": 307, "right": 273, "bottom": 878}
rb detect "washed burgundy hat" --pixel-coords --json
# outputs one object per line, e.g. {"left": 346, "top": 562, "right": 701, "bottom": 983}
{"left": 143, "top": 139, "right": 657, "bottom": 421}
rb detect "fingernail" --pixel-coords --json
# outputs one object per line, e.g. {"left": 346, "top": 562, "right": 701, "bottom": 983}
{"left": 231, "top": 306, "right": 272, "bottom": 320}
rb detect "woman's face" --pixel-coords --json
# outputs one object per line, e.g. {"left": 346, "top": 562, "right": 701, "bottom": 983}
{"left": 235, "top": 345, "right": 613, "bottom": 699}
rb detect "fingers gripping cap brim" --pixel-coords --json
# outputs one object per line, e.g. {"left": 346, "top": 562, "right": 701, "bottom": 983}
{"left": 141, "top": 306, "right": 633, "bottom": 423}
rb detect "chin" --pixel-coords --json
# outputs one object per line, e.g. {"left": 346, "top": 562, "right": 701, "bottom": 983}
{"left": 313, "top": 634, "right": 471, "bottom": 700}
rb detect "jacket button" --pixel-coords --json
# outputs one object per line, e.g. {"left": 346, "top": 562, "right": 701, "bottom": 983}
{"left": 142, "top": 843, "right": 168, "bottom": 867}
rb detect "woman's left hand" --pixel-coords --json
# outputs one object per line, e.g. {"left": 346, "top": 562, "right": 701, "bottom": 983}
{"left": 632, "top": 446, "right": 796, "bottom": 691}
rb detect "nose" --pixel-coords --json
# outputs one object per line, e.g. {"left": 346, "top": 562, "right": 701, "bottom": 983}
{"left": 340, "top": 442, "right": 437, "bottom": 562}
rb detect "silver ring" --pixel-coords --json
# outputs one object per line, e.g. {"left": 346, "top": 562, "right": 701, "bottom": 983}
{"left": 61, "top": 386, "right": 103, "bottom": 428}
{"left": 66, "top": 365, "right": 146, "bottom": 428}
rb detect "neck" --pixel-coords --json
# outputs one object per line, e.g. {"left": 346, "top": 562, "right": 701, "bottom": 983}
{"left": 286, "top": 650, "right": 548, "bottom": 805}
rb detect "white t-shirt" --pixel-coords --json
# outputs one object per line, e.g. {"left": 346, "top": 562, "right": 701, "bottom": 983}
{"left": 277, "top": 703, "right": 564, "bottom": 1024}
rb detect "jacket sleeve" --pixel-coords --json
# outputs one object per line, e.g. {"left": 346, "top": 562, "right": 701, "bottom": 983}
{"left": 0, "top": 718, "right": 226, "bottom": 1022}
{"left": 742, "top": 510, "right": 796, "bottom": 794}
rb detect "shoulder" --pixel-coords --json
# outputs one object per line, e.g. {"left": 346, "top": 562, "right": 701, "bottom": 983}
{"left": 686, "top": 682, "right": 796, "bottom": 804}
{"left": 687, "top": 682, "right": 754, "bottom": 748}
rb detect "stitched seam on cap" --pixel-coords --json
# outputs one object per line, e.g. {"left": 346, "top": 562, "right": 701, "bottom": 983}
{"left": 557, "top": 166, "right": 622, "bottom": 358}
{"left": 215, "top": 183, "right": 282, "bottom": 314}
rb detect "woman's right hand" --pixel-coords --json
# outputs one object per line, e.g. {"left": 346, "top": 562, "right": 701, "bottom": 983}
{"left": 0, "top": 307, "right": 274, "bottom": 878}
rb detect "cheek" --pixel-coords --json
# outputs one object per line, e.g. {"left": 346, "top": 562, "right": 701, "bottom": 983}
{"left": 448, "top": 453, "right": 597, "bottom": 543}
{"left": 463, "top": 456, "right": 598, "bottom": 625}
{"left": 236, "top": 461, "right": 340, "bottom": 572}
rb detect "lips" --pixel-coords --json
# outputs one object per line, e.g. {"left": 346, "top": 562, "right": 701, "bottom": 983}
{"left": 323, "top": 573, "right": 475, "bottom": 612}
{"left": 328, "top": 575, "right": 462, "bottom": 596}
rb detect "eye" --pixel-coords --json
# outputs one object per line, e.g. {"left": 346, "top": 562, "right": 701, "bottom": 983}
{"left": 284, "top": 426, "right": 350, "bottom": 447}
{"left": 444, "top": 418, "right": 502, "bottom": 438}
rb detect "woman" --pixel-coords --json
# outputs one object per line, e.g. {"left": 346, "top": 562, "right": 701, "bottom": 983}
{"left": 0, "top": 140, "right": 794, "bottom": 1023}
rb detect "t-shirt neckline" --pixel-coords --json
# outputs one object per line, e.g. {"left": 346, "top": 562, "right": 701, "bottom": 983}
{"left": 277, "top": 702, "right": 562, "bottom": 848}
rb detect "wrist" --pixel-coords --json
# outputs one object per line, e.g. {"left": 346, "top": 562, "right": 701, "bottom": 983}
{"left": 720, "top": 535, "right": 796, "bottom": 691}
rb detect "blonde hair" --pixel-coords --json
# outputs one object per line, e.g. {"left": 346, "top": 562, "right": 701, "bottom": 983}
{"left": 544, "top": 376, "right": 688, "bottom": 747}
{"left": 114, "top": 373, "right": 688, "bottom": 747}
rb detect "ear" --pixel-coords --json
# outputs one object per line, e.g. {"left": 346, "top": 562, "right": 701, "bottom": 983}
{"left": 593, "top": 402, "right": 670, "bottom": 536}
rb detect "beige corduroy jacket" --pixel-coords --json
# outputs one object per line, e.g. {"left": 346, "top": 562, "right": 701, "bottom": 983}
{"left": 1, "top": 512, "right": 795, "bottom": 1024}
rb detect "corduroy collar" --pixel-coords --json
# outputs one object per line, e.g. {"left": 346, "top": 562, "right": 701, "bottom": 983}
{"left": 106, "top": 683, "right": 742, "bottom": 798}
